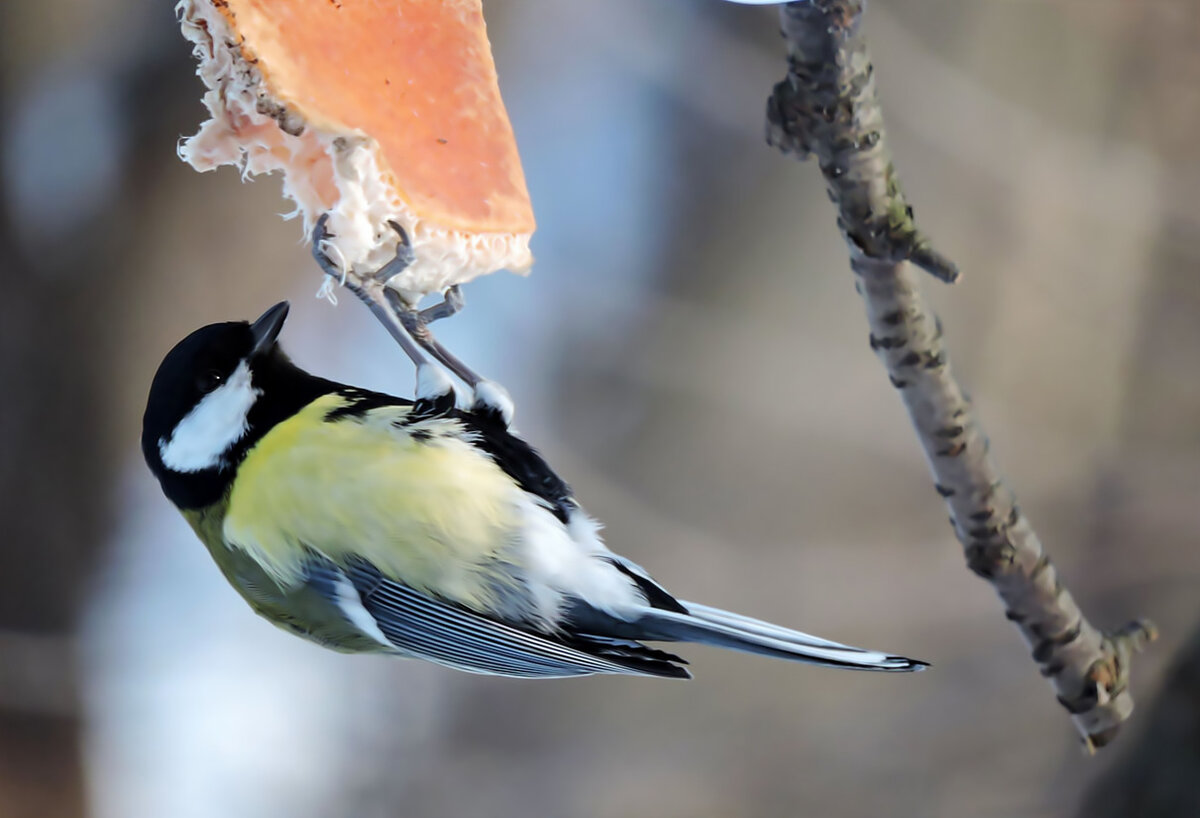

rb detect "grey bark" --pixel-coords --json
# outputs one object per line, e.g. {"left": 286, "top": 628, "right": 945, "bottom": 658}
{"left": 764, "top": 0, "right": 1154, "bottom": 750}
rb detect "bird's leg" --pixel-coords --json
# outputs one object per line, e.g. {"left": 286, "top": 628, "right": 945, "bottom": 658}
{"left": 361, "top": 218, "right": 514, "bottom": 426}
{"left": 387, "top": 286, "right": 474, "bottom": 383}
{"left": 386, "top": 285, "right": 515, "bottom": 428}
{"left": 374, "top": 223, "right": 505, "bottom": 419}
{"left": 310, "top": 214, "right": 455, "bottom": 411}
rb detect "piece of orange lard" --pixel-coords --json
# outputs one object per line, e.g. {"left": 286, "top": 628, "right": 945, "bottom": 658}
{"left": 177, "top": 0, "right": 535, "bottom": 303}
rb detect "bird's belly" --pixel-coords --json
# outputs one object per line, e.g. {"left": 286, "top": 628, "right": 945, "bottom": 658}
{"left": 222, "top": 398, "right": 532, "bottom": 612}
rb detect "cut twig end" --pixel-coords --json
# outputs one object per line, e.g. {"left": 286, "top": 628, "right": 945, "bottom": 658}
{"left": 1100, "top": 618, "right": 1159, "bottom": 689}
{"left": 1106, "top": 619, "right": 1159, "bottom": 687}
{"left": 1111, "top": 618, "right": 1159, "bottom": 653}
{"left": 908, "top": 242, "right": 961, "bottom": 284}
{"left": 1073, "top": 620, "right": 1158, "bottom": 754}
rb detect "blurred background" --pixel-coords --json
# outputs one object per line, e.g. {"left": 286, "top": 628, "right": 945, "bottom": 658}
{"left": 1, "top": 0, "right": 1198, "bottom": 816}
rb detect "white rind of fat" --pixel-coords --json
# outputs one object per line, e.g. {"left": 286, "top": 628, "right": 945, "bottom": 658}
{"left": 175, "top": 0, "right": 535, "bottom": 305}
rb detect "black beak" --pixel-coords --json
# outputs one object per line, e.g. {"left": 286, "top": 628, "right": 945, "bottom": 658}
{"left": 250, "top": 301, "right": 289, "bottom": 355}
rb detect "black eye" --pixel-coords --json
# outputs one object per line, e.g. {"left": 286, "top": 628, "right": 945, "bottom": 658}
{"left": 196, "top": 369, "right": 223, "bottom": 393}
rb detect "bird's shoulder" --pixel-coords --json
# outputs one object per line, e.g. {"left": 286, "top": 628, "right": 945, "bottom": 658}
{"left": 453, "top": 410, "right": 576, "bottom": 524}
{"left": 311, "top": 384, "right": 578, "bottom": 523}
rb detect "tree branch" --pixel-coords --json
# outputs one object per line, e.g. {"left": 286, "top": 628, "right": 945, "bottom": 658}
{"left": 764, "top": 0, "right": 1156, "bottom": 751}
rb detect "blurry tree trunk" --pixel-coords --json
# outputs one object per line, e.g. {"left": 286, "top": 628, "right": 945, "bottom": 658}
{"left": 0, "top": 715, "right": 84, "bottom": 818}
{"left": 0, "top": 49, "right": 121, "bottom": 811}
{"left": 0, "top": 4, "right": 196, "bottom": 813}
{"left": 0, "top": 130, "right": 95, "bottom": 818}
{"left": 0, "top": 120, "right": 177, "bottom": 816}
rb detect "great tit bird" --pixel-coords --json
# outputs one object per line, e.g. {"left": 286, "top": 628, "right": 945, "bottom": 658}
{"left": 141, "top": 301, "right": 926, "bottom": 678}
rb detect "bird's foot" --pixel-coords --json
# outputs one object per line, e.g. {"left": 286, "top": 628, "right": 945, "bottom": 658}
{"left": 373, "top": 220, "right": 416, "bottom": 285}
{"left": 385, "top": 286, "right": 513, "bottom": 427}
{"left": 310, "top": 215, "right": 415, "bottom": 287}
{"left": 309, "top": 214, "right": 508, "bottom": 423}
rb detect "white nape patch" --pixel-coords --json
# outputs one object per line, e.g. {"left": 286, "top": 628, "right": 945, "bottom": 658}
{"left": 472, "top": 380, "right": 515, "bottom": 427}
{"left": 415, "top": 363, "right": 454, "bottom": 400}
{"left": 517, "top": 500, "right": 644, "bottom": 625}
{"left": 333, "top": 573, "right": 394, "bottom": 649}
{"left": 159, "top": 361, "right": 259, "bottom": 473}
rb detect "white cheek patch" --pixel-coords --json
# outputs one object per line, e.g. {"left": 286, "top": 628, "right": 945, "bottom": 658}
{"left": 159, "top": 361, "right": 260, "bottom": 472}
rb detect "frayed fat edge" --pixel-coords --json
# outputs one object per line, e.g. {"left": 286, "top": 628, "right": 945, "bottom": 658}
{"left": 175, "top": 0, "right": 534, "bottom": 302}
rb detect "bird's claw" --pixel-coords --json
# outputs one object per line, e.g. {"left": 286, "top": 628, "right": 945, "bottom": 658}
{"left": 309, "top": 213, "right": 414, "bottom": 286}
{"left": 375, "top": 220, "right": 415, "bottom": 285}
{"left": 421, "top": 285, "right": 465, "bottom": 325}
{"left": 310, "top": 213, "right": 510, "bottom": 425}
{"left": 310, "top": 213, "right": 342, "bottom": 279}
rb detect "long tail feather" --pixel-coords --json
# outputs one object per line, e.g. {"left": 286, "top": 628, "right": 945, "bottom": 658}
{"left": 681, "top": 602, "right": 857, "bottom": 650}
{"left": 638, "top": 604, "right": 927, "bottom": 672}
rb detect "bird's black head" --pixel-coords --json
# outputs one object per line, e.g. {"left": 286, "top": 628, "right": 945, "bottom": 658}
{"left": 142, "top": 302, "right": 332, "bottom": 509}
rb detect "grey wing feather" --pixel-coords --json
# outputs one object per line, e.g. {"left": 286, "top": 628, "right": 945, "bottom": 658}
{"left": 342, "top": 562, "right": 672, "bottom": 679}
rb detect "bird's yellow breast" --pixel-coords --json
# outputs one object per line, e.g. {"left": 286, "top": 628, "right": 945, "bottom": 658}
{"left": 224, "top": 394, "right": 524, "bottom": 609}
